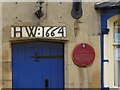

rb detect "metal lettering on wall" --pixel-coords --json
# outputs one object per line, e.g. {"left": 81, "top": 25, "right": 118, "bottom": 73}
{"left": 11, "top": 26, "right": 66, "bottom": 38}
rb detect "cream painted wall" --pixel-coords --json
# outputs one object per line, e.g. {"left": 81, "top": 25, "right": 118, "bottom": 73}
{"left": 104, "top": 15, "right": 119, "bottom": 88}
{"left": 2, "top": 2, "right": 100, "bottom": 88}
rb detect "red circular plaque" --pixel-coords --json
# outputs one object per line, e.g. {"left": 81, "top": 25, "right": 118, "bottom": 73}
{"left": 72, "top": 43, "right": 95, "bottom": 67}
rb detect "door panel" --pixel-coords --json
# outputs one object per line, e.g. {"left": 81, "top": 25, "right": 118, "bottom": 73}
{"left": 12, "top": 42, "right": 64, "bottom": 88}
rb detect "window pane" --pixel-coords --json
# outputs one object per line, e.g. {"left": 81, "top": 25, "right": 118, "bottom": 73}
{"left": 114, "top": 23, "right": 120, "bottom": 43}
{"left": 114, "top": 45, "right": 120, "bottom": 86}
{"left": 115, "top": 46, "right": 120, "bottom": 61}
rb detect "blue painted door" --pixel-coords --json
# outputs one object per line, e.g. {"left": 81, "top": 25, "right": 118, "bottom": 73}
{"left": 12, "top": 42, "right": 64, "bottom": 88}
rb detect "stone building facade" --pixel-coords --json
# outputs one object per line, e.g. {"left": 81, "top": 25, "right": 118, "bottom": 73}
{"left": 0, "top": 2, "right": 100, "bottom": 88}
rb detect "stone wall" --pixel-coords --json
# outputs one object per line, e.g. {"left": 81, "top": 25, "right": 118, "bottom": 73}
{"left": 1, "top": 2, "right": 101, "bottom": 88}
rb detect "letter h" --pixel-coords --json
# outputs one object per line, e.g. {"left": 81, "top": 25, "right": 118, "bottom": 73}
{"left": 13, "top": 27, "right": 22, "bottom": 37}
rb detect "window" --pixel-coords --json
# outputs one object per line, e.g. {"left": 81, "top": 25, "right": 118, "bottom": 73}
{"left": 114, "top": 22, "right": 120, "bottom": 43}
{"left": 104, "top": 16, "right": 120, "bottom": 88}
{"left": 114, "top": 22, "right": 120, "bottom": 86}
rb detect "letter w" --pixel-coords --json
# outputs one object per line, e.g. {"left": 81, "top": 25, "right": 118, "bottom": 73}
{"left": 26, "top": 27, "right": 37, "bottom": 37}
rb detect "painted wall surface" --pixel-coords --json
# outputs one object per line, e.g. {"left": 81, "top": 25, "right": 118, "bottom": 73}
{"left": 104, "top": 15, "right": 119, "bottom": 88}
{"left": 1, "top": 2, "right": 100, "bottom": 88}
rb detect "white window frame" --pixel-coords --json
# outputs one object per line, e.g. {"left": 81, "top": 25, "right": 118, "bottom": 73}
{"left": 104, "top": 15, "right": 120, "bottom": 88}
{"left": 113, "top": 22, "right": 120, "bottom": 87}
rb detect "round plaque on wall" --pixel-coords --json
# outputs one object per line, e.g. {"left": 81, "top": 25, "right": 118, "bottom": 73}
{"left": 72, "top": 43, "right": 95, "bottom": 67}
